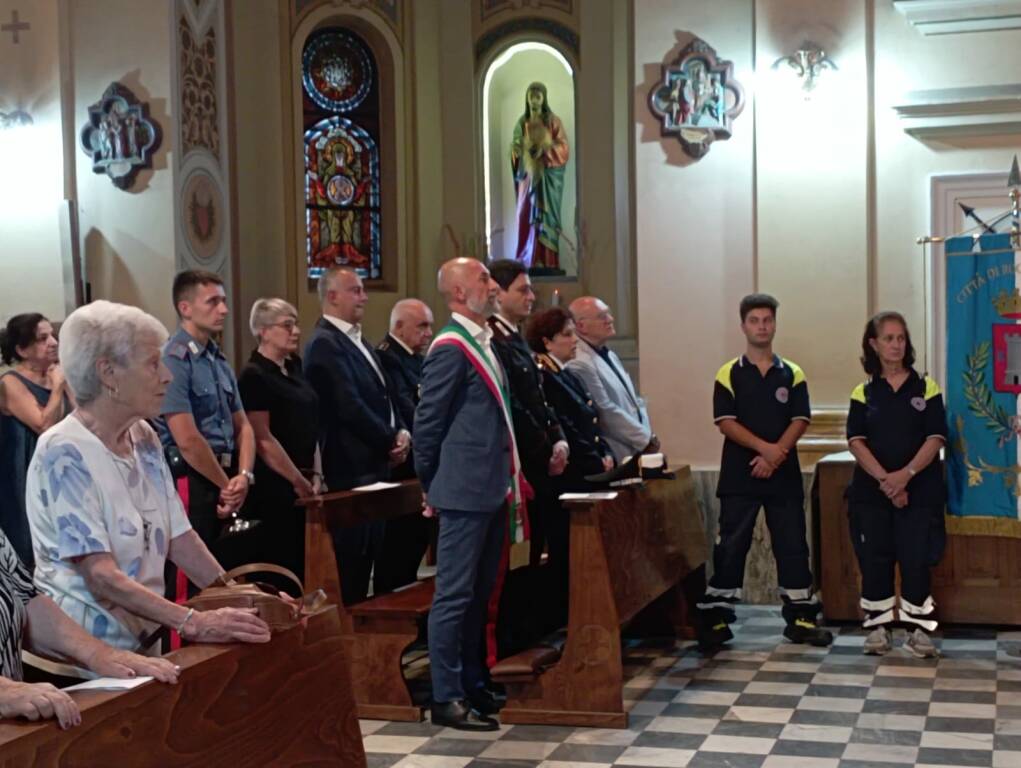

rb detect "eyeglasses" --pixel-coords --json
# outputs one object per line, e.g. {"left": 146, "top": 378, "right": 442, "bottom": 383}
{"left": 269, "top": 320, "right": 298, "bottom": 331}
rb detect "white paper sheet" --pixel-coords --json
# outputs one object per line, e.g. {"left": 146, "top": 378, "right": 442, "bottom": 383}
{"left": 558, "top": 491, "right": 619, "bottom": 501}
{"left": 63, "top": 676, "right": 154, "bottom": 692}
{"left": 352, "top": 481, "right": 400, "bottom": 492}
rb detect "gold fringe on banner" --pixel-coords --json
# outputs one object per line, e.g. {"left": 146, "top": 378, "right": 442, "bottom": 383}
{"left": 946, "top": 514, "right": 1021, "bottom": 538}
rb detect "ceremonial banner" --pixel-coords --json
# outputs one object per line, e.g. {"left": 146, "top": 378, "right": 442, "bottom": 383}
{"left": 946, "top": 233, "right": 1021, "bottom": 536}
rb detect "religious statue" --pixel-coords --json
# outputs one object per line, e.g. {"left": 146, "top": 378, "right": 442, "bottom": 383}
{"left": 510, "top": 82, "right": 569, "bottom": 272}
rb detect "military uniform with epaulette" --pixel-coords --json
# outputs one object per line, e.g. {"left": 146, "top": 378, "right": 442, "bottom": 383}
{"left": 373, "top": 333, "right": 432, "bottom": 593}
{"left": 155, "top": 328, "right": 243, "bottom": 551}
{"left": 487, "top": 314, "right": 566, "bottom": 562}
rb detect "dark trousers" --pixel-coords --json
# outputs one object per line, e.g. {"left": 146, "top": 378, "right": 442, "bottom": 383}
{"left": 373, "top": 513, "right": 433, "bottom": 595}
{"left": 702, "top": 495, "right": 815, "bottom": 621}
{"left": 849, "top": 500, "right": 941, "bottom": 627}
{"left": 330, "top": 523, "right": 380, "bottom": 606}
{"left": 428, "top": 506, "right": 507, "bottom": 704}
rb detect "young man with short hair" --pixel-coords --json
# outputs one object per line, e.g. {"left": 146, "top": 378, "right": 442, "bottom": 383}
{"left": 697, "top": 293, "right": 832, "bottom": 649}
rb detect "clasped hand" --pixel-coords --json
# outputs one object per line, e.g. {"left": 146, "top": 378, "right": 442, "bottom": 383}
{"left": 389, "top": 430, "right": 412, "bottom": 466}
{"left": 216, "top": 473, "right": 250, "bottom": 519}
{"left": 879, "top": 469, "right": 911, "bottom": 507}
{"left": 548, "top": 440, "right": 569, "bottom": 476}
{"left": 750, "top": 443, "right": 788, "bottom": 479}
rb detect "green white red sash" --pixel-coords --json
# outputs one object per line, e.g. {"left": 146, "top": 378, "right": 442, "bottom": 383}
{"left": 429, "top": 320, "right": 528, "bottom": 543}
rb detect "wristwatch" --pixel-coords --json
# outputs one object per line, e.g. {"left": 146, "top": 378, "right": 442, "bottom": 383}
{"left": 240, "top": 468, "right": 255, "bottom": 485}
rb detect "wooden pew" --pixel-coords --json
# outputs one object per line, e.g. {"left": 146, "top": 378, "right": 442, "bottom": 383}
{"left": 491, "top": 467, "right": 707, "bottom": 728}
{"left": 818, "top": 452, "right": 1021, "bottom": 624}
{"left": 0, "top": 606, "right": 365, "bottom": 768}
{"left": 302, "top": 480, "right": 432, "bottom": 721}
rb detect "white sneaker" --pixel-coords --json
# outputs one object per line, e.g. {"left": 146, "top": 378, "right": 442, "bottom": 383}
{"left": 905, "top": 628, "right": 938, "bottom": 658}
{"left": 863, "top": 626, "right": 892, "bottom": 655}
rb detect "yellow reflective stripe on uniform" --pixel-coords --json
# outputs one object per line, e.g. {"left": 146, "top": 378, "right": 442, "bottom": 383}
{"left": 850, "top": 382, "right": 866, "bottom": 404}
{"left": 782, "top": 358, "right": 806, "bottom": 387}
{"left": 924, "top": 375, "right": 942, "bottom": 400}
{"left": 715, "top": 358, "right": 739, "bottom": 395}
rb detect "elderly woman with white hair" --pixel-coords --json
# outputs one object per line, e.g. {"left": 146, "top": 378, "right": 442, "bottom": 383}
{"left": 237, "top": 298, "right": 320, "bottom": 582}
{"left": 25, "top": 301, "right": 270, "bottom": 653}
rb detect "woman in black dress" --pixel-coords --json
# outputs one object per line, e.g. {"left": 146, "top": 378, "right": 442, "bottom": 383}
{"left": 0, "top": 314, "right": 73, "bottom": 568}
{"left": 238, "top": 299, "right": 320, "bottom": 586}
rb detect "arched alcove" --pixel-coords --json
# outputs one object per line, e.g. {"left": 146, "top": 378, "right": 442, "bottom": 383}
{"left": 482, "top": 41, "right": 577, "bottom": 277}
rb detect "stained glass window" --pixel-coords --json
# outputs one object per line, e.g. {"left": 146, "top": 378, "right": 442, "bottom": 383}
{"left": 302, "top": 29, "right": 381, "bottom": 280}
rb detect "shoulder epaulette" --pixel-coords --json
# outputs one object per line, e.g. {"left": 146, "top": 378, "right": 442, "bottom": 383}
{"left": 166, "top": 341, "right": 189, "bottom": 360}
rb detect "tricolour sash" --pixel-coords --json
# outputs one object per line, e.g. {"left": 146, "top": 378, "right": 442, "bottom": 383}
{"left": 429, "top": 321, "right": 528, "bottom": 543}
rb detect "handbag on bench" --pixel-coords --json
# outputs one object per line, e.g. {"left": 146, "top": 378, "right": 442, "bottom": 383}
{"left": 186, "top": 563, "right": 327, "bottom": 632}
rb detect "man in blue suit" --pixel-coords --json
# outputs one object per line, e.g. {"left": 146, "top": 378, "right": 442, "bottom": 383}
{"left": 305, "top": 266, "right": 411, "bottom": 605}
{"left": 415, "top": 257, "right": 511, "bottom": 731}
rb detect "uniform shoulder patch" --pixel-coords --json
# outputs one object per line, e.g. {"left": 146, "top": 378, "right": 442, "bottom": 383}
{"left": 165, "top": 341, "right": 189, "bottom": 360}
{"left": 377, "top": 339, "right": 390, "bottom": 351}
{"left": 923, "top": 375, "right": 942, "bottom": 400}
{"left": 715, "top": 358, "right": 739, "bottom": 395}
{"left": 850, "top": 381, "right": 867, "bottom": 404}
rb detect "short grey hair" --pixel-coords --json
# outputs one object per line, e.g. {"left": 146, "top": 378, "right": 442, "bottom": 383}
{"left": 317, "top": 266, "right": 357, "bottom": 304}
{"left": 389, "top": 298, "right": 428, "bottom": 332}
{"left": 60, "top": 300, "right": 169, "bottom": 405}
{"left": 249, "top": 297, "right": 297, "bottom": 340}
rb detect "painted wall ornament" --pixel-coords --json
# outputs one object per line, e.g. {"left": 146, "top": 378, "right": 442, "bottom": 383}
{"left": 80, "top": 83, "right": 161, "bottom": 189}
{"left": 649, "top": 38, "right": 745, "bottom": 159}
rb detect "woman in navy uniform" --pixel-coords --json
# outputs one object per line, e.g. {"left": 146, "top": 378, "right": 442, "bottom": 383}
{"left": 846, "top": 311, "right": 947, "bottom": 658}
{"left": 526, "top": 307, "right": 615, "bottom": 493}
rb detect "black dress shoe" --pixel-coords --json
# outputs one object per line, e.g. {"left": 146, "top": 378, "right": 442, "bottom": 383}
{"left": 430, "top": 699, "right": 499, "bottom": 731}
{"left": 466, "top": 686, "right": 502, "bottom": 715}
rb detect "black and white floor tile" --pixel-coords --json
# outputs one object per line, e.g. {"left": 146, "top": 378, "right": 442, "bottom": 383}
{"left": 359, "top": 606, "right": 1021, "bottom": 768}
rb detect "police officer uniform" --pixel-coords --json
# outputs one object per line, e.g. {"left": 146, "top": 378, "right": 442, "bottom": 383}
{"left": 698, "top": 355, "right": 830, "bottom": 647}
{"left": 374, "top": 332, "right": 432, "bottom": 594}
{"left": 488, "top": 314, "right": 566, "bottom": 564}
{"left": 156, "top": 328, "right": 245, "bottom": 553}
{"left": 846, "top": 370, "right": 947, "bottom": 638}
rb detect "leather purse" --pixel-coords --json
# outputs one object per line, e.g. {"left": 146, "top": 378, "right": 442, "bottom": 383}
{"left": 186, "top": 563, "right": 327, "bottom": 632}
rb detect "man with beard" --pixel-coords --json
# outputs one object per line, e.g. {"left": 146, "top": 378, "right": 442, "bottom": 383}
{"left": 696, "top": 293, "right": 832, "bottom": 650}
{"left": 414, "top": 258, "right": 511, "bottom": 731}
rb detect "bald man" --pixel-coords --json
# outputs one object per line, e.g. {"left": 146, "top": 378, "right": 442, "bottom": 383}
{"left": 566, "top": 297, "right": 658, "bottom": 461}
{"left": 373, "top": 298, "right": 434, "bottom": 593}
{"left": 304, "top": 267, "right": 410, "bottom": 605}
{"left": 414, "top": 258, "right": 512, "bottom": 731}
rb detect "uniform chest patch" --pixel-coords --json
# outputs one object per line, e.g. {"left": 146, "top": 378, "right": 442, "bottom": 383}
{"left": 775, "top": 386, "right": 789, "bottom": 404}
{"left": 911, "top": 396, "right": 926, "bottom": 412}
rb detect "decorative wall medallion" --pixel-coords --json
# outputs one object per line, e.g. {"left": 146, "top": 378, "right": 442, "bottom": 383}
{"left": 79, "top": 83, "right": 161, "bottom": 189}
{"left": 179, "top": 16, "right": 219, "bottom": 158}
{"left": 649, "top": 38, "right": 745, "bottom": 159}
{"left": 302, "top": 29, "right": 374, "bottom": 113}
{"left": 181, "top": 168, "right": 223, "bottom": 262}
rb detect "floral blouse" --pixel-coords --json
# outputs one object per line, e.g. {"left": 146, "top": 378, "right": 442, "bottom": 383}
{"left": 26, "top": 415, "right": 191, "bottom": 651}
{"left": 0, "top": 528, "right": 37, "bottom": 681}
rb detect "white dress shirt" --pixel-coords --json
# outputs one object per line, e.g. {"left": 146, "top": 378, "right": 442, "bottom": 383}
{"left": 451, "top": 312, "right": 503, "bottom": 386}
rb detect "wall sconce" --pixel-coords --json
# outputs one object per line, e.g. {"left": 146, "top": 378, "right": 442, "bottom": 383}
{"left": 772, "top": 43, "right": 837, "bottom": 94}
{"left": 0, "top": 109, "right": 33, "bottom": 130}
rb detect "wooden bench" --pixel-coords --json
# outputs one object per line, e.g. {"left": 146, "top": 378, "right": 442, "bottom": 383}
{"left": 0, "top": 606, "right": 366, "bottom": 767}
{"left": 301, "top": 479, "right": 432, "bottom": 721}
{"left": 491, "top": 468, "right": 707, "bottom": 728}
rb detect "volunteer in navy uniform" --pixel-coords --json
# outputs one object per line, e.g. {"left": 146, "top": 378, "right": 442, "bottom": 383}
{"left": 697, "top": 294, "right": 832, "bottom": 649}
{"left": 846, "top": 311, "right": 947, "bottom": 659}
{"left": 156, "top": 270, "right": 256, "bottom": 572}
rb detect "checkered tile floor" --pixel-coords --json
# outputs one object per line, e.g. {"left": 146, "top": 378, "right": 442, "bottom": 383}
{"left": 359, "top": 606, "right": 1021, "bottom": 767}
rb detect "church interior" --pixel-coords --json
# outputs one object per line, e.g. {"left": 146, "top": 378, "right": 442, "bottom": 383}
{"left": 6, "top": 0, "right": 1021, "bottom": 766}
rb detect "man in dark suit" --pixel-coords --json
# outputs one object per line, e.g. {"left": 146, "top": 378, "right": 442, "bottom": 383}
{"left": 373, "top": 298, "right": 434, "bottom": 592}
{"left": 486, "top": 259, "right": 568, "bottom": 565}
{"left": 304, "top": 266, "right": 411, "bottom": 605}
{"left": 415, "top": 257, "right": 512, "bottom": 731}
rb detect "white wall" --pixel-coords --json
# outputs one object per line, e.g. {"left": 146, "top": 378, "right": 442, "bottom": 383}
{"left": 0, "top": 0, "right": 67, "bottom": 322}
{"left": 70, "top": 0, "right": 177, "bottom": 333}
{"left": 635, "top": 0, "right": 1021, "bottom": 469}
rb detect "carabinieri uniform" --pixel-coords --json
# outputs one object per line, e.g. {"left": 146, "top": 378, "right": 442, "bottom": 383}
{"left": 698, "top": 355, "right": 824, "bottom": 640}
{"left": 846, "top": 370, "right": 947, "bottom": 633}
